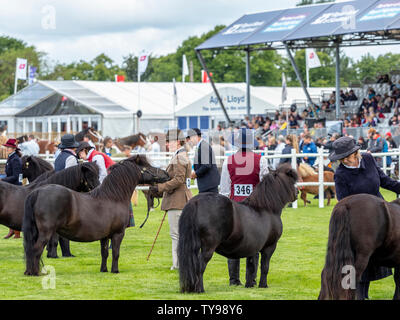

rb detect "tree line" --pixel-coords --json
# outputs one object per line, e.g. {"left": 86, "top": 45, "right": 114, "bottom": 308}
{"left": 0, "top": 23, "right": 399, "bottom": 101}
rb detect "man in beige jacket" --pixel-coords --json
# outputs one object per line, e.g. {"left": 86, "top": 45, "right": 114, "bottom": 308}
{"left": 150, "top": 129, "right": 192, "bottom": 270}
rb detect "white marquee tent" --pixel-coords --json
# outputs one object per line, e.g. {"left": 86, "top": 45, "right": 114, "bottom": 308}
{"left": 0, "top": 80, "right": 333, "bottom": 137}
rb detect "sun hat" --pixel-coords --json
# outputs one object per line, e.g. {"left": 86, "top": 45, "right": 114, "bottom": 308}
{"left": 3, "top": 138, "right": 18, "bottom": 148}
{"left": 58, "top": 134, "right": 79, "bottom": 149}
{"left": 328, "top": 136, "right": 361, "bottom": 162}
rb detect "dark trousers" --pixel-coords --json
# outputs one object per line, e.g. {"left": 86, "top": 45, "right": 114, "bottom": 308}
{"left": 200, "top": 186, "right": 219, "bottom": 193}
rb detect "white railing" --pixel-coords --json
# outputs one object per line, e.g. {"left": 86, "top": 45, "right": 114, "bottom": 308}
{"left": 7, "top": 148, "right": 400, "bottom": 209}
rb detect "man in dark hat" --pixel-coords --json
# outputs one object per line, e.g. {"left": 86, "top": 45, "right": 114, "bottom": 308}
{"left": 219, "top": 128, "right": 269, "bottom": 287}
{"left": 187, "top": 128, "right": 220, "bottom": 193}
{"left": 54, "top": 134, "right": 79, "bottom": 172}
{"left": 51, "top": 134, "right": 80, "bottom": 257}
{"left": 329, "top": 136, "right": 400, "bottom": 299}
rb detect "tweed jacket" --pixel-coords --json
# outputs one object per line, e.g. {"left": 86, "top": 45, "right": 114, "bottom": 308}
{"left": 158, "top": 148, "right": 193, "bottom": 211}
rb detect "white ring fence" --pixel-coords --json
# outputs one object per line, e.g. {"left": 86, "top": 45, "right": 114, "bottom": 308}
{"left": 7, "top": 148, "right": 400, "bottom": 209}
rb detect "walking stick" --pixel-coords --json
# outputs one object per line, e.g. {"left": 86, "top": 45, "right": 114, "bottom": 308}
{"left": 146, "top": 211, "right": 167, "bottom": 261}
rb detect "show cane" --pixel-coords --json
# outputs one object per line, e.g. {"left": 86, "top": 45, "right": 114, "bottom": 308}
{"left": 146, "top": 211, "right": 167, "bottom": 261}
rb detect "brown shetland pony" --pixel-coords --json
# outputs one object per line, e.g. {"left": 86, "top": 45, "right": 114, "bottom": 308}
{"left": 297, "top": 163, "right": 335, "bottom": 207}
{"left": 319, "top": 194, "right": 400, "bottom": 300}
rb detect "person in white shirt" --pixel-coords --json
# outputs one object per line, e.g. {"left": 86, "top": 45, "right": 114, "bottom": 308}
{"left": 273, "top": 135, "right": 286, "bottom": 170}
{"left": 150, "top": 136, "right": 161, "bottom": 168}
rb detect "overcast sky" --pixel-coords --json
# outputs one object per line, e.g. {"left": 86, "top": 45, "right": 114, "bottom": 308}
{"left": 1, "top": 0, "right": 398, "bottom": 66}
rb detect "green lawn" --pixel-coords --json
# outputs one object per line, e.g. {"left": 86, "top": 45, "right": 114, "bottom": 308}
{"left": 0, "top": 190, "right": 397, "bottom": 300}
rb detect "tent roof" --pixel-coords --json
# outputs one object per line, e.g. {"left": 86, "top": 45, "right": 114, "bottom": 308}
{"left": 0, "top": 80, "right": 334, "bottom": 118}
{"left": 196, "top": 0, "right": 400, "bottom": 50}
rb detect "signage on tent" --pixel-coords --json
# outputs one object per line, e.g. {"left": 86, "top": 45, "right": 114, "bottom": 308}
{"left": 263, "top": 14, "right": 308, "bottom": 33}
{"left": 222, "top": 21, "right": 264, "bottom": 35}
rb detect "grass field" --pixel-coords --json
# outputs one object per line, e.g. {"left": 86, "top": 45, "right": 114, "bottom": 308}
{"left": 0, "top": 190, "right": 397, "bottom": 300}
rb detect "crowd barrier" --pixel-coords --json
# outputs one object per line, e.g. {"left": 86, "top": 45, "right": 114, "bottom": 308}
{"left": 5, "top": 148, "right": 400, "bottom": 209}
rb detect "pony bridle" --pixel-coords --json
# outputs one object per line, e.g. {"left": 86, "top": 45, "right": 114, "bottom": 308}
{"left": 140, "top": 167, "right": 163, "bottom": 184}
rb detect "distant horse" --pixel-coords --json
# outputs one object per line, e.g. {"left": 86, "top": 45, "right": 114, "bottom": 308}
{"left": 21, "top": 156, "right": 54, "bottom": 182}
{"left": 178, "top": 164, "right": 298, "bottom": 293}
{"left": 37, "top": 140, "right": 58, "bottom": 154}
{"left": 75, "top": 127, "right": 103, "bottom": 150}
{"left": 319, "top": 194, "right": 400, "bottom": 300}
{"left": 297, "top": 163, "right": 335, "bottom": 207}
{"left": 0, "top": 162, "right": 99, "bottom": 234}
{"left": 114, "top": 133, "right": 148, "bottom": 152}
{"left": 23, "top": 155, "right": 170, "bottom": 276}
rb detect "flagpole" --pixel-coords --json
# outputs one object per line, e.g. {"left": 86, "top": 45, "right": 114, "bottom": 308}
{"left": 306, "top": 50, "right": 310, "bottom": 89}
{"left": 14, "top": 59, "right": 18, "bottom": 95}
{"left": 137, "top": 55, "right": 141, "bottom": 134}
{"left": 173, "top": 78, "right": 176, "bottom": 126}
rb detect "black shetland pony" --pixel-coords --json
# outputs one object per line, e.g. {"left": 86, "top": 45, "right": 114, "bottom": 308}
{"left": 178, "top": 164, "right": 298, "bottom": 293}
{"left": 319, "top": 194, "right": 400, "bottom": 300}
{"left": 21, "top": 156, "right": 54, "bottom": 182}
{"left": 23, "top": 155, "right": 169, "bottom": 276}
{"left": 0, "top": 162, "right": 99, "bottom": 233}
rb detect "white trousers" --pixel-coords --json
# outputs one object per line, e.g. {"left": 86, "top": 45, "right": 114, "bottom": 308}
{"left": 167, "top": 209, "right": 182, "bottom": 269}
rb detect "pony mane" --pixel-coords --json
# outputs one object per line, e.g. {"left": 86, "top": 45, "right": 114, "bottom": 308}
{"left": 242, "top": 164, "right": 298, "bottom": 213}
{"left": 29, "top": 156, "right": 54, "bottom": 172}
{"left": 89, "top": 158, "right": 141, "bottom": 202}
{"left": 33, "top": 162, "right": 99, "bottom": 189}
{"left": 298, "top": 163, "right": 317, "bottom": 178}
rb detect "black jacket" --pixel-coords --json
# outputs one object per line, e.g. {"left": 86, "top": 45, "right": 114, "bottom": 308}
{"left": 335, "top": 153, "right": 400, "bottom": 201}
{"left": 3, "top": 151, "right": 22, "bottom": 185}
{"left": 193, "top": 140, "right": 220, "bottom": 192}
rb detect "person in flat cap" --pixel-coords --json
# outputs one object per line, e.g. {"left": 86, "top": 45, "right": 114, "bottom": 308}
{"left": 149, "top": 129, "right": 192, "bottom": 270}
{"left": 329, "top": 135, "right": 400, "bottom": 300}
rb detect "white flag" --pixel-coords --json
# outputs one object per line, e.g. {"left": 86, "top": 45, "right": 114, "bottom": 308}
{"left": 138, "top": 51, "right": 149, "bottom": 76}
{"left": 305, "top": 48, "right": 321, "bottom": 69}
{"left": 182, "top": 54, "right": 189, "bottom": 82}
{"left": 16, "top": 58, "right": 27, "bottom": 80}
{"left": 282, "top": 72, "right": 287, "bottom": 104}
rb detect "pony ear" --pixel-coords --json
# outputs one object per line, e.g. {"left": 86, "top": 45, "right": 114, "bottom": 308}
{"left": 277, "top": 164, "right": 298, "bottom": 181}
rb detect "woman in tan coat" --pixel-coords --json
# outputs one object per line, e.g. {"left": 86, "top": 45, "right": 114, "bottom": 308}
{"left": 150, "top": 129, "right": 192, "bottom": 270}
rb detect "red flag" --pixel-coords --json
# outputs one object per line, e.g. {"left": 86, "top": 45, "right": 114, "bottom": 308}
{"left": 201, "top": 70, "right": 212, "bottom": 83}
{"left": 115, "top": 75, "right": 125, "bottom": 82}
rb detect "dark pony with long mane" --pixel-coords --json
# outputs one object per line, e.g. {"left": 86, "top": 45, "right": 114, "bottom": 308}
{"left": 23, "top": 155, "right": 169, "bottom": 276}
{"left": 0, "top": 162, "right": 99, "bottom": 233}
{"left": 21, "top": 156, "right": 54, "bottom": 182}
{"left": 178, "top": 164, "right": 298, "bottom": 293}
{"left": 319, "top": 193, "right": 400, "bottom": 300}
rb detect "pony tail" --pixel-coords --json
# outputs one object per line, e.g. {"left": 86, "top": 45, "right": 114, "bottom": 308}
{"left": 23, "top": 191, "right": 40, "bottom": 275}
{"left": 178, "top": 201, "right": 203, "bottom": 293}
{"left": 319, "top": 203, "right": 355, "bottom": 299}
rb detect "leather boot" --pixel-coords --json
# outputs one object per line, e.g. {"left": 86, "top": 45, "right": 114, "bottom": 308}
{"left": 3, "top": 229, "right": 14, "bottom": 239}
{"left": 228, "top": 259, "right": 242, "bottom": 286}
{"left": 13, "top": 231, "right": 21, "bottom": 239}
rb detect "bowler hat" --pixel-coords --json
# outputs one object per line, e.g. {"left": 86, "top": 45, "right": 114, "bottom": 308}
{"left": 3, "top": 138, "right": 18, "bottom": 148}
{"left": 328, "top": 136, "right": 360, "bottom": 161}
{"left": 58, "top": 134, "right": 79, "bottom": 149}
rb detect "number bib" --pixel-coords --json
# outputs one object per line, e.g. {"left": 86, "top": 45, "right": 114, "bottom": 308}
{"left": 234, "top": 184, "right": 253, "bottom": 197}
{"left": 186, "top": 178, "right": 191, "bottom": 189}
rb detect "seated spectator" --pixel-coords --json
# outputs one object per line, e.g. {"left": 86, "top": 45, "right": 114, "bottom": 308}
{"left": 288, "top": 115, "right": 299, "bottom": 129}
{"left": 347, "top": 90, "right": 358, "bottom": 101}
{"left": 301, "top": 134, "right": 318, "bottom": 166}
{"left": 268, "top": 136, "right": 277, "bottom": 151}
{"left": 358, "top": 136, "right": 368, "bottom": 150}
{"left": 389, "top": 115, "right": 398, "bottom": 126}
{"left": 368, "top": 88, "right": 376, "bottom": 100}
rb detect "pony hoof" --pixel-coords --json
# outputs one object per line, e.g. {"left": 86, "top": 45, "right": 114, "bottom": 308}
{"left": 100, "top": 269, "right": 108, "bottom": 273}
{"left": 24, "top": 271, "right": 39, "bottom": 276}
{"left": 62, "top": 254, "right": 75, "bottom": 258}
{"left": 111, "top": 270, "right": 120, "bottom": 274}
